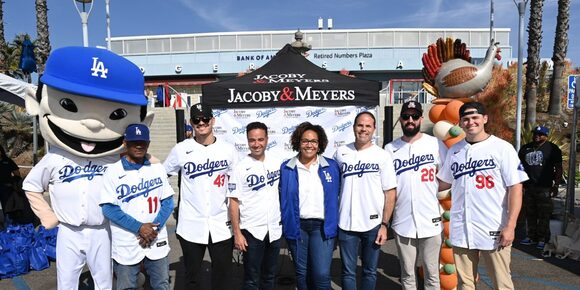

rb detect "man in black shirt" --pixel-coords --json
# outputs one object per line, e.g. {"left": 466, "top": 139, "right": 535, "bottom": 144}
{"left": 518, "top": 126, "right": 563, "bottom": 249}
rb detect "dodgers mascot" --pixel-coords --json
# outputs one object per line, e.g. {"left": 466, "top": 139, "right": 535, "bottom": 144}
{"left": 22, "top": 47, "right": 153, "bottom": 290}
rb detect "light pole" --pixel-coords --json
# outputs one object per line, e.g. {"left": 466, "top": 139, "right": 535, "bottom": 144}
{"left": 490, "top": 0, "right": 494, "bottom": 43}
{"left": 106, "top": 0, "right": 111, "bottom": 50}
{"left": 73, "top": 0, "right": 94, "bottom": 47}
{"left": 514, "top": 0, "right": 528, "bottom": 151}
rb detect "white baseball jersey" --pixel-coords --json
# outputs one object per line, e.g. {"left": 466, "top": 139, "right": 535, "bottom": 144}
{"left": 385, "top": 134, "right": 447, "bottom": 239}
{"left": 100, "top": 161, "right": 174, "bottom": 265}
{"left": 227, "top": 155, "right": 282, "bottom": 242}
{"left": 437, "top": 135, "right": 528, "bottom": 250}
{"left": 23, "top": 147, "right": 116, "bottom": 226}
{"left": 334, "top": 143, "right": 397, "bottom": 232}
{"left": 164, "top": 138, "right": 238, "bottom": 244}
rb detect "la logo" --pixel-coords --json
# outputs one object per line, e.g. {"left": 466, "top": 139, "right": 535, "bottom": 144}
{"left": 135, "top": 127, "right": 142, "bottom": 136}
{"left": 91, "top": 57, "right": 108, "bottom": 79}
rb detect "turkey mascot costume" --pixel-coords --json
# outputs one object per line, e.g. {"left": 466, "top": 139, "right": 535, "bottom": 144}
{"left": 22, "top": 47, "right": 154, "bottom": 290}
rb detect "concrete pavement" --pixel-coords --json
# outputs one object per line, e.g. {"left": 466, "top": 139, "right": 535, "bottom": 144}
{"left": 0, "top": 221, "right": 579, "bottom": 290}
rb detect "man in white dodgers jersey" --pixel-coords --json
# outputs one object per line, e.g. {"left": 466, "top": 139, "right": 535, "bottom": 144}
{"left": 437, "top": 102, "right": 528, "bottom": 290}
{"left": 163, "top": 103, "right": 238, "bottom": 290}
{"left": 227, "top": 122, "right": 282, "bottom": 290}
{"left": 384, "top": 101, "right": 447, "bottom": 290}
{"left": 22, "top": 47, "right": 154, "bottom": 290}
{"left": 333, "top": 111, "right": 397, "bottom": 290}
{"left": 100, "top": 124, "right": 174, "bottom": 290}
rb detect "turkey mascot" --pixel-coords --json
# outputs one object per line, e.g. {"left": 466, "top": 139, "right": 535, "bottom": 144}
{"left": 22, "top": 47, "right": 153, "bottom": 290}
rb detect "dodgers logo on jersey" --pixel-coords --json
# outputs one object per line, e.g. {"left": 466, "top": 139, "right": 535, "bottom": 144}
{"left": 184, "top": 159, "right": 229, "bottom": 179}
{"left": 393, "top": 154, "right": 435, "bottom": 175}
{"left": 450, "top": 157, "right": 496, "bottom": 178}
{"left": 116, "top": 177, "right": 164, "bottom": 203}
{"left": 58, "top": 161, "right": 108, "bottom": 182}
{"left": 246, "top": 169, "right": 281, "bottom": 191}
{"left": 341, "top": 161, "right": 380, "bottom": 178}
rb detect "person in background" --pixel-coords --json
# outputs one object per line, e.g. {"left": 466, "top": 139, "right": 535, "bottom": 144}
{"left": 438, "top": 102, "right": 528, "bottom": 290}
{"left": 0, "top": 144, "right": 21, "bottom": 226}
{"left": 100, "top": 124, "right": 174, "bottom": 290}
{"left": 333, "top": 112, "right": 397, "bottom": 290}
{"left": 384, "top": 101, "right": 447, "bottom": 290}
{"left": 518, "top": 125, "right": 563, "bottom": 250}
{"left": 279, "top": 122, "right": 341, "bottom": 290}
{"left": 228, "top": 122, "right": 282, "bottom": 290}
{"left": 185, "top": 124, "right": 193, "bottom": 139}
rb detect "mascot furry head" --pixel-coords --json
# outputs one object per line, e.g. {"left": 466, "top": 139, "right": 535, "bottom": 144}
{"left": 25, "top": 47, "right": 153, "bottom": 157}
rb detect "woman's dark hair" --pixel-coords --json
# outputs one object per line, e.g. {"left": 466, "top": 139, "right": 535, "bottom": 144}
{"left": 290, "top": 122, "right": 328, "bottom": 154}
{"left": 0, "top": 145, "right": 6, "bottom": 159}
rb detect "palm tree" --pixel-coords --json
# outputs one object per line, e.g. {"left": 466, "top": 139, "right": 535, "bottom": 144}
{"left": 524, "top": 0, "right": 544, "bottom": 127}
{"left": 548, "top": 0, "right": 570, "bottom": 115}
{"left": 35, "top": 0, "right": 50, "bottom": 74}
{"left": 0, "top": 108, "right": 33, "bottom": 157}
{"left": 0, "top": 0, "right": 7, "bottom": 73}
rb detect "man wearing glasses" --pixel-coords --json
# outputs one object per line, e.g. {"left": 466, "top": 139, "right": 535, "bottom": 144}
{"left": 163, "top": 103, "right": 238, "bottom": 290}
{"left": 333, "top": 111, "right": 398, "bottom": 290}
{"left": 384, "top": 101, "right": 447, "bottom": 290}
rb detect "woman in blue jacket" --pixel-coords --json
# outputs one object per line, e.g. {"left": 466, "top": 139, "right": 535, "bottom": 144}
{"left": 279, "top": 122, "right": 340, "bottom": 290}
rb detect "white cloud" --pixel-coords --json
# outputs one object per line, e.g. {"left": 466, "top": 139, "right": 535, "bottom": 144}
{"left": 177, "top": 0, "right": 247, "bottom": 31}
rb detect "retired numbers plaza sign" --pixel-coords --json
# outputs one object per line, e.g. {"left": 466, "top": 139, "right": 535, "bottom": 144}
{"left": 202, "top": 44, "right": 379, "bottom": 109}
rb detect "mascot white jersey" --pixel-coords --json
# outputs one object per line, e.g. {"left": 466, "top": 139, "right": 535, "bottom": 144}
{"left": 22, "top": 47, "right": 153, "bottom": 290}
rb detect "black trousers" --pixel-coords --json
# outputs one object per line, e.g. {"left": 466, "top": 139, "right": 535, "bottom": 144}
{"left": 177, "top": 234, "right": 233, "bottom": 290}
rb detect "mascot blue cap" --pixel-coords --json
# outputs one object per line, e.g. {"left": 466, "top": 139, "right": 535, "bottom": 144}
{"left": 40, "top": 46, "right": 147, "bottom": 106}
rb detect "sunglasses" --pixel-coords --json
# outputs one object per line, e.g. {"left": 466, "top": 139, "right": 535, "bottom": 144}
{"left": 401, "top": 113, "right": 421, "bottom": 121}
{"left": 192, "top": 117, "right": 212, "bottom": 125}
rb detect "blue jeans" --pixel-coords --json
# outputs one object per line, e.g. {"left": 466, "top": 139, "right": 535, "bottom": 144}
{"left": 287, "top": 219, "right": 334, "bottom": 290}
{"left": 338, "top": 225, "right": 381, "bottom": 290}
{"left": 114, "top": 256, "right": 169, "bottom": 290}
{"left": 242, "top": 230, "right": 281, "bottom": 290}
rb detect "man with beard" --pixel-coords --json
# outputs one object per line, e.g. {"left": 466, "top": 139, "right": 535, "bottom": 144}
{"left": 518, "top": 126, "right": 562, "bottom": 250}
{"left": 384, "top": 101, "right": 447, "bottom": 290}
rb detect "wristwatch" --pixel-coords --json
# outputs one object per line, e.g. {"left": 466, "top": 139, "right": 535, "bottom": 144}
{"left": 381, "top": 221, "right": 389, "bottom": 228}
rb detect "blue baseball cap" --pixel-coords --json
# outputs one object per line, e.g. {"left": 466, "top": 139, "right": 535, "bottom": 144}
{"left": 533, "top": 126, "right": 549, "bottom": 135}
{"left": 124, "top": 124, "right": 150, "bottom": 142}
{"left": 41, "top": 46, "right": 147, "bottom": 106}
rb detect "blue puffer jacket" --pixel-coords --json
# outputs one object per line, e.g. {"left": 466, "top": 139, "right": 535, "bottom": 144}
{"left": 279, "top": 155, "right": 341, "bottom": 240}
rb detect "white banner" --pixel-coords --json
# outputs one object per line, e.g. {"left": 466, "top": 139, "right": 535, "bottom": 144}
{"left": 210, "top": 106, "right": 378, "bottom": 159}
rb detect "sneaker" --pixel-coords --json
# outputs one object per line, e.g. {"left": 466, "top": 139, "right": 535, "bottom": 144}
{"left": 520, "top": 238, "right": 536, "bottom": 245}
{"left": 537, "top": 241, "right": 546, "bottom": 249}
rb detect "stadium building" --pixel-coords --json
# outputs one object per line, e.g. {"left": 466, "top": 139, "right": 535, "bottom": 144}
{"left": 110, "top": 27, "right": 512, "bottom": 106}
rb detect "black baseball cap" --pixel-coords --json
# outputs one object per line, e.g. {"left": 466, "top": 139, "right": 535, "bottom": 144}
{"left": 459, "top": 102, "right": 487, "bottom": 118}
{"left": 190, "top": 103, "right": 213, "bottom": 119}
{"left": 401, "top": 100, "right": 423, "bottom": 115}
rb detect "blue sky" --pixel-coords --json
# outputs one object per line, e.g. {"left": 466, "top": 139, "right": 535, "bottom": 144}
{"left": 3, "top": 0, "right": 579, "bottom": 67}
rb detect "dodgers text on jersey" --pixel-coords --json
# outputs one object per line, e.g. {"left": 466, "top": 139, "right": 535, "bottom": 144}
{"left": 341, "top": 161, "right": 380, "bottom": 178}
{"left": 451, "top": 157, "right": 496, "bottom": 179}
{"left": 59, "top": 161, "right": 108, "bottom": 182}
{"left": 116, "top": 177, "right": 164, "bottom": 203}
{"left": 184, "top": 159, "right": 229, "bottom": 179}
{"left": 246, "top": 169, "right": 281, "bottom": 191}
{"left": 393, "top": 153, "right": 435, "bottom": 175}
